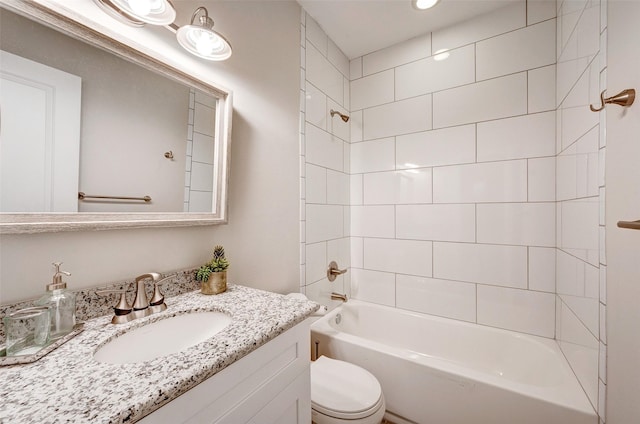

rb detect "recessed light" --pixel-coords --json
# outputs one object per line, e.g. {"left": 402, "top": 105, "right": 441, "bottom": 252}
{"left": 413, "top": 0, "right": 440, "bottom": 10}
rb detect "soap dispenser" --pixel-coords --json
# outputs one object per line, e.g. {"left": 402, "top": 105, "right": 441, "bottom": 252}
{"left": 35, "top": 262, "right": 76, "bottom": 340}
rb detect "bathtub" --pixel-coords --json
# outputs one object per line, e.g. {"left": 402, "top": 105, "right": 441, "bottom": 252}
{"left": 310, "top": 300, "right": 597, "bottom": 424}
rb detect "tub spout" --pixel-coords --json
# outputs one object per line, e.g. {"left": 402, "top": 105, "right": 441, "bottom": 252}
{"left": 330, "top": 292, "right": 348, "bottom": 302}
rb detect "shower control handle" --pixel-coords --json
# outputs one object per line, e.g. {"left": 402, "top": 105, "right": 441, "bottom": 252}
{"left": 327, "top": 261, "right": 347, "bottom": 282}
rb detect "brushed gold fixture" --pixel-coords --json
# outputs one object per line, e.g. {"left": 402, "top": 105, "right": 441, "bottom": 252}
{"left": 617, "top": 220, "right": 640, "bottom": 230}
{"left": 78, "top": 192, "right": 152, "bottom": 202}
{"left": 330, "top": 109, "right": 350, "bottom": 123}
{"left": 330, "top": 292, "right": 348, "bottom": 302}
{"left": 164, "top": 151, "right": 174, "bottom": 159}
{"left": 590, "top": 88, "right": 635, "bottom": 112}
{"left": 327, "top": 261, "right": 347, "bottom": 282}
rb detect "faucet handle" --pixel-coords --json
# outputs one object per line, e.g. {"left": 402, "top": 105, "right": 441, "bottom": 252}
{"left": 96, "top": 289, "right": 132, "bottom": 316}
{"left": 149, "top": 274, "right": 176, "bottom": 312}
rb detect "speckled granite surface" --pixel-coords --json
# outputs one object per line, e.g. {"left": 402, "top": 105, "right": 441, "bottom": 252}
{"left": 0, "top": 285, "right": 318, "bottom": 424}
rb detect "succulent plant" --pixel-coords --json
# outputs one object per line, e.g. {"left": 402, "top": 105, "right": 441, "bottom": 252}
{"left": 195, "top": 245, "right": 230, "bottom": 281}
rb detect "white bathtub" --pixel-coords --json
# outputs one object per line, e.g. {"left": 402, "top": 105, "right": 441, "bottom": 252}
{"left": 310, "top": 300, "right": 597, "bottom": 424}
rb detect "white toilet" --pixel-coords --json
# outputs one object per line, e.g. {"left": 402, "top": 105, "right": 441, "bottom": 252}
{"left": 310, "top": 355, "right": 386, "bottom": 424}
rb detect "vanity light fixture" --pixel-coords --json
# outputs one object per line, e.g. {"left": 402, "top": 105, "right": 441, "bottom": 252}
{"left": 176, "top": 7, "right": 232, "bottom": 61}
{"left": 93, "top": 0, "right": 177, "bottom": 26}
{"left": 412, "top": 0, "right": 441, "bottom": 10}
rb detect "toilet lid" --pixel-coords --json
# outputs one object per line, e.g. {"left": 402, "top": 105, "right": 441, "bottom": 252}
{"left": 311, "top": 356, "right": 383, "bottom": 419}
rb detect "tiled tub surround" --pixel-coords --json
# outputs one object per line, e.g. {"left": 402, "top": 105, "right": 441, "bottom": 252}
{"left": 0, "top": 285, "right": 318, "bottom": 423}
{"left": 301, "top": 1, "right": 606, "bottom": 421}
{"left": 0, "top": 268, "right": 201, "bottom": 344}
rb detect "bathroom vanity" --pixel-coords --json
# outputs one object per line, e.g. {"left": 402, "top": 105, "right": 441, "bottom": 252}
{"left": 0, "top": 285, "right": 318, "bottom": 423}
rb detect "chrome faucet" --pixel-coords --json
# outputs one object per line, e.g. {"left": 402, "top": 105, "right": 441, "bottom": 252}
{"left": 97, "top": 273, "right": 175, "bottom": 324}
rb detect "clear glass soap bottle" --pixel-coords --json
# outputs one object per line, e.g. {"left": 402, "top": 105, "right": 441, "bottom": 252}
{"left": 35, "top": 262, "right": 76, "bottom": 340}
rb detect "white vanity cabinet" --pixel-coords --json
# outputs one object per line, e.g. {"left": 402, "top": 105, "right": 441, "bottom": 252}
{"left": 139, "top": 321, "right": 311, "bottom": 424}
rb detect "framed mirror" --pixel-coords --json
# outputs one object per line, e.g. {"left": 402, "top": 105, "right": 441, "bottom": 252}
{"left": 0, "top": 0, "right": 232, "bottom": 234}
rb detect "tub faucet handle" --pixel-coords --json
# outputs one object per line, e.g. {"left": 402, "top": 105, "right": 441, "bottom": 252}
{"left": 327, "top": 261, "right": 347, "bottom": 282}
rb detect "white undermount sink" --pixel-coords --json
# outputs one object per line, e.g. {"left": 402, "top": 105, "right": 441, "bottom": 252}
{"left": 93, "top": 311, "right": 232, "bottom": 364}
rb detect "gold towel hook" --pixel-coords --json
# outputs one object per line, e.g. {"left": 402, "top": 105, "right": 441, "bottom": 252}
{"left": 590, "top": 88, "right": 635, "bottom": 112}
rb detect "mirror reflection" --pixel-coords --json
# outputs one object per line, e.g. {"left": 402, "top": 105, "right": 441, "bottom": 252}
{"left": 0, "top": 8, "right": 218, "bottom": 214}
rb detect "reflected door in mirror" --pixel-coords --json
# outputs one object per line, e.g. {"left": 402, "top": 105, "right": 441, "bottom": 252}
{"left": 0, "top": 50, "right": 81, "bottom": 212}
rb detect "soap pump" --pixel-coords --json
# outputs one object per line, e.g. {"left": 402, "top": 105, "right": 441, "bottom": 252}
{"left": 35, "top": 262, "right": 76, "bottom": 340}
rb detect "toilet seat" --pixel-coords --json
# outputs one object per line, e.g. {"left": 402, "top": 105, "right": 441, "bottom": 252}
{"left": 311, "top": 356, "right": 384, "bottom": 420}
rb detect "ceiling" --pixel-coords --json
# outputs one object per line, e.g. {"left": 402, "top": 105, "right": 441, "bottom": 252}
{"left": 297, "top": 0, "right": 521, "bottom": 59}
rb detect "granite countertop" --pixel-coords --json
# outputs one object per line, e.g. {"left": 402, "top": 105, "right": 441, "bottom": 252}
{"left": 0, "top": 285, "right": 318, "bottom": 424}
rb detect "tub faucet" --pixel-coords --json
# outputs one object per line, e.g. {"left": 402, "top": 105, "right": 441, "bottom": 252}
{"left": 331, "top": 292, "right": 348, "bottom": 302}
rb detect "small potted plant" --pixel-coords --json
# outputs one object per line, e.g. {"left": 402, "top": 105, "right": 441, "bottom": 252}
{"left": 196, "top": 245, "right": 229, "bottom": 295}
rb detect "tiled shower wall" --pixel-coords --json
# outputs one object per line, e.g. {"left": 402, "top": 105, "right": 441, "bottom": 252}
{"left": 300, "top": 0, "right": 606, "bottom": 420}
{"left": 555, "top": 0, "right": 606, "bottom": 418}
{"left": 348, "top": 1, "right": 557, "bottom": 338}
{"left": 299, "top": 11, "right": 352, "bottom": 305}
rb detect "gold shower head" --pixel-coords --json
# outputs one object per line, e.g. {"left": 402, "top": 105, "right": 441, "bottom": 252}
{"left": 330, "top": 109, "right": 350, "bottom": 123}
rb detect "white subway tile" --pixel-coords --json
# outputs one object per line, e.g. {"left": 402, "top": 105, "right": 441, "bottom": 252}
{"left": 350, "top": 138, "right": 395, "bottom": 174}
{"left": 328, "top": 39, "right": 349, "bottom": 77}
{"left": 364, "top": 238, "right": 433, "bottom": 277}
{"left": 305, "top": 123, "right": 344, "bottom": 172}
{"left": 527, "top": 0, "right": 556, "bottom": 25}
{"left": 477, "top": 203, "right": 556, "bottom": 247}
{"left": 307, "top": 43, "right": 344, "bottom": 104}
{"left": 560, "top": 199, "right": 599, "bottom": 266}
{"left": 434, "top": 242, "right": 528, "bottom": 288}
{"left": 350, "top": 110, "right": 363, "bottom": 143}
{"left": 351, "top": 268, "right": 395, "bottom": 306}
{"left": 364, "top": 95, "right": 432, "bottom": 140}
{"left": 560, "top": 294, "right": 599, "bottom": 338}
{"left": 477, "top": 285, "right": 556, "bottom": 337}
{"left": 350, "top": 174, "right": 363, "bottom": 205}
{"left": 350, "top": 57, "right": 363, "bottom": 80}
{"left": 351, "top": 237, "right": 364, "bottom": 269}
{"left": 305, "top": 164, "right": 327, "bottom": 204}
{"left": 476, "top": 19, "right": 556, "bottom": 81}
{"left": 433, "top": 73, "right": 527, "bottom": 128}
{"left": 343, "top": 77, "right": 350, "bottom": 110}
{"left": 529, "top": 247, "right": 556, "bottom": 292}
{"left": 305, "top": 16, "right": 327, "bottom": 56}
{"left": 556, "top": 248, "right": 586, "bottom": 297}
{"left": 396, "top": 275, "right": 476, "bottom": 322}
{"left": 351, "top": 70, "right": 395, "bottom": 111}
{"left": 432, "top": 1, "right": 526, "bottom": 52}
{"left": 395, "top": 44, "right": 475, "bottom": 100}
{"left": 328, "top": 237, "right": 351, "bottom": 271}
{"left": 528, "top": 65, "right": 556, "bottom": 113}
{"left": 351, "top": 205, "right": 395, "bottom": 238}
{"left": 529, "top": 157, "right": 556, "bottom": 202}
{"left": 556, "top": 301, "right": 599, "bottom": 405}
{"left": 363, "top": 33, "right": 431, "bottom": 76}
{"left": 477, "top": 111, "right": 556, "bottom": 162}
{"left": 363, "top": 169, "right": 433, "bottom": 205}
{"left": 600, "top": 265, "right": 607, "bottom": 305}
{"left": 397, "top": 124, "right": 476, "bottom": 169}
{"left": 305, "top": 82, "right": 327, "bottom": 130}
{"left": 190, "top": 162, "right": 213, "bottom": 191}
{"left": 192, "top": 133, "right": 214, "bottom": 163}
{"left": 306, "top": 204, "right": 344, "bottom": 243}
{"left": 396, "top": 204, "right": 476, "bottom": 242}
{"left": 326, "top": 170, "right": 349, "bottom": 205}
{"left": 433, "top": 160, "right": 528, "bottom": 203}
{"left": 305, "top": 242, "right": 327, "bottom": 284}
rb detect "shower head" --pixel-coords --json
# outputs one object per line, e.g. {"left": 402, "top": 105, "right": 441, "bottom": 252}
{"left": 330, "top": 109, "right": 350, "bottom": 123}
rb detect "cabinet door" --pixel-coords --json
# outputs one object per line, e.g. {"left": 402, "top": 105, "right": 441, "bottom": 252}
{"left": 246, "top": 371, "right": 311, "bottom": 424}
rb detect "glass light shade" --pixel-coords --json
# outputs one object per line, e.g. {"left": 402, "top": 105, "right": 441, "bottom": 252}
{"left": 176, "top": 26, "right": 232, "bottom": 61}
{"left": 109, "top": 0, "right": 176, "bottom": 25}
{"left": 413, "top": 0, "right": 440, "bottom": 10}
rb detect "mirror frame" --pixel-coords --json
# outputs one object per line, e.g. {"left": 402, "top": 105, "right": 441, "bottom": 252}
{"left": 0, "top": 0, "right": 232, "bottom": 234}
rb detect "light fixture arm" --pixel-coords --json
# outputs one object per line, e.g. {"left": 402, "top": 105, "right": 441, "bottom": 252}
{"left": 191, "top": 6, "right": 214, "bottom": 29}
